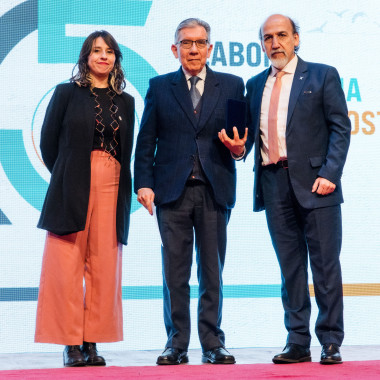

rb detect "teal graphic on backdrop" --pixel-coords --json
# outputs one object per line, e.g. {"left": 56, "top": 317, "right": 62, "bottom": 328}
{"left": 0, "top": 0, "right": 157, "bottom": 219}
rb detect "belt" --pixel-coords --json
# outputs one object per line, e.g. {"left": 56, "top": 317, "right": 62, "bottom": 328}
{"left": 263, "top": 159, "right": 288, "bottom": 169}
{"left": 186, "top": 178, "right": 206, "bottom": 186}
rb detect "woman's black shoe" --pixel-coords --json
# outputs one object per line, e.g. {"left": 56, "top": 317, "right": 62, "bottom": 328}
{"left": 81, "top": 342, "right": 106, "bottom": 366}
{"left": 63, "top": 345, "right": 86, "bottom": 367}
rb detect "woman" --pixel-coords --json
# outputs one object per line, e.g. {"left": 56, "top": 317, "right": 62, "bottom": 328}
{"left": 35, "top": 31, "right": 135, "bottom": 367}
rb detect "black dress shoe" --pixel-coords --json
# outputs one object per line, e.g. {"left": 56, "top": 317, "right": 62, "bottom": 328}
{"left": 202, "top": 347, "right": 236, "bottom": 364}
{"left": 81, "top": 342, "right": 106, "bottom": 366}
{"left": 272, "top": 343, "right": 311, "bottom": 364}
{"left": 156, "top": 347, "right": 189, "bottom": 365}
{"left": 63, "top": 345, "right": 86, "bottom": 367}
{"left": 320, "top": 343, "right": 342, "bottom": 364}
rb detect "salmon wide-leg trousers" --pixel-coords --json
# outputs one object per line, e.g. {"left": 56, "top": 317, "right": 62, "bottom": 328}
{"left": 35, "top": 151, "right": 123, "bottom": 345}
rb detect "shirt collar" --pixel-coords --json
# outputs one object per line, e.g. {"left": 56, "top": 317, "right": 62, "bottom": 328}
{"left": 270, "top": 54, "right": 298, "bottom": 77}
{"left": 182, "top": 65, "right": 207, "bottom": 82}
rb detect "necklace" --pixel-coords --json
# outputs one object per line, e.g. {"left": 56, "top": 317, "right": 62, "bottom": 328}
{"left": 91, "top": 87, "right": 119, "bottom": 158}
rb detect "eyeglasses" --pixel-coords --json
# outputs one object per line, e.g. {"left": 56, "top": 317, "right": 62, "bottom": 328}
{"left": 177, "top": 39, "right": 209, "bottom": 49}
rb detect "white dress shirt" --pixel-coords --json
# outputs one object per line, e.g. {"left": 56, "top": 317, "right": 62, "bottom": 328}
{"left": 183, "top": 65, "right": 207, "bottom": 95}
{"left": 260, "top": 55, "right": 298, "bottom": 165}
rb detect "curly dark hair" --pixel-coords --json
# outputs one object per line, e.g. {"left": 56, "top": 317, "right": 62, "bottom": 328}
{"left": 71, "top": 30, "right": 126, "bottom": 94}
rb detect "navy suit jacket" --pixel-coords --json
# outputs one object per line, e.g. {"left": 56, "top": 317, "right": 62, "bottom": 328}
{"left": 134, "top": 66, "right": 245, "bottom": 209}
{"left": 246, "top": 57, "right": 351, "bottom": 211}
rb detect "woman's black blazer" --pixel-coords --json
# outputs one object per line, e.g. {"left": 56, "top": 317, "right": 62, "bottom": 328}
{"left": 37, "top": 83, "right": 135, "bottom": 245}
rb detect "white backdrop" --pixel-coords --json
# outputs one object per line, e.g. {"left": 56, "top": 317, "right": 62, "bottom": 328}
{"left": 0, "top": 0, "right": 379, "bottom": 354}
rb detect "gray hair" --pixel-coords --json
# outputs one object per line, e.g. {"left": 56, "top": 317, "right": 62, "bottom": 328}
{"left": 259, "top": 15, "right": 300, "bottom": 53}
{"left": 174, "top": 18, "right": 211, "bottom": 44}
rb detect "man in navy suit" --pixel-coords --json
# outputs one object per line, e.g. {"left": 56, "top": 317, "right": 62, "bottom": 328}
{"left": 134, "top": 18, "right": 247, "bottom": 365}
{"left": 244, "top": 14, "right": 351, "bottom": 364}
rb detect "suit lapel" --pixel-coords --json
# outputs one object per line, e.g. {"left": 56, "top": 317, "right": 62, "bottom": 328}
{"left": 197, "top": 66, "right": 220, "bottom": 132}
{"left": 171, "top": 68, "right": 198, "bottom": 129}
{"left": 83, "top": 87, "right": 96, "bottom": 141}
{"left": 254, "top": 68, "right": 271, "bottom": 144}
{"left": 287, "top": 57, "right": 308, "bottom": 130}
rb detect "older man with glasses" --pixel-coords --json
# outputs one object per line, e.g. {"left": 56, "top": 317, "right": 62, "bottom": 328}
{"left": 134, "top": 18, "right": 247, "bottom": 365}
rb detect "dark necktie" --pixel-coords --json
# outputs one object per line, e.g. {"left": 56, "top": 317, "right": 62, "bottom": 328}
{"left": 189, "top": 76, "right": 201, "bottom": 109}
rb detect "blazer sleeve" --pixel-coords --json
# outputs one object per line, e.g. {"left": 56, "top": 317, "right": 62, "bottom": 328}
{"left": 236, "top": 76, "right": 245, "bottom": 101}
{"left": 133, "top": 79, "right": 158, "bottom": 192}
{"left": 244, "top": 78, "right": 256, "bottom": 158}
{"left": 40, "top": 84, "right": 73, "bottom": 172}
{"left": 317, "top": 67, "right": 351, "bottom": 183}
